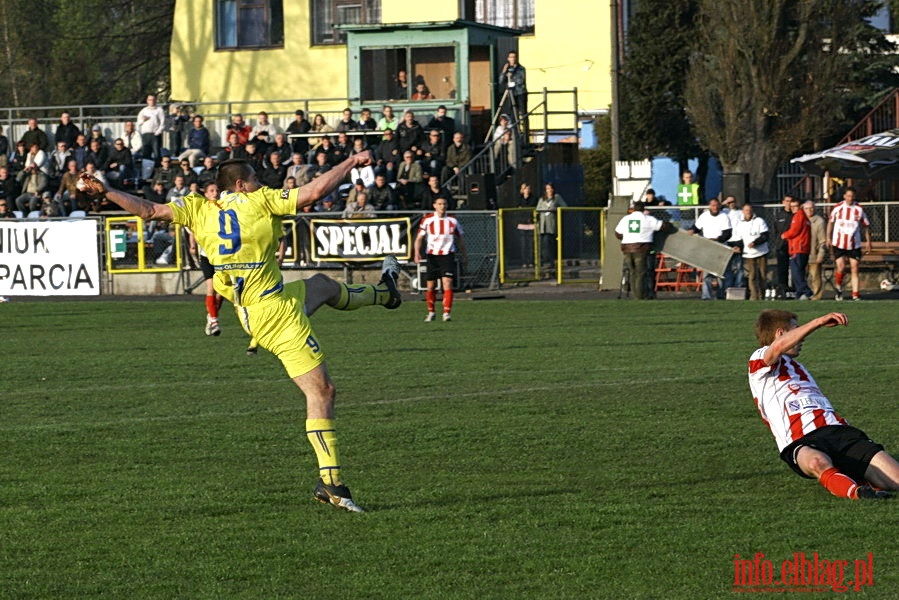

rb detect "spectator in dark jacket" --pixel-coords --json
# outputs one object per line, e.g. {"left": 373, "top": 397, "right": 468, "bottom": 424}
{"left": 178, "top": 115, "right": 210, "bottom": 168}
{"left": 54, "top": 112, "right": 81, "bottom": 148}
{"left": 396, "top": 110, "right": 424, "bottom": 156}
{"left": 20, "top": 118, "right": 50, "bottom": 151}
{"left": 367, "top": 173, "right": 398, "bottom": 211}
{"left": 259, "top": 151, "right": 288, "bottom": 188}
{"left": 104, "top": 138, "right": 134, "bottom": 188}
{"left": 445, "top": 132, "right": 473, "bottom": 178}
{"left": 375, "top": 128, "right": 399, "bottom": 181}
{"left": 771, "top": 195, "right": 795, "bottom": 299}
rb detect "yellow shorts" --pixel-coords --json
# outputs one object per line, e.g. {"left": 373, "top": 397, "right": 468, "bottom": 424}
{"left": 235, "top": 280, "right": 325, "bottom": 379}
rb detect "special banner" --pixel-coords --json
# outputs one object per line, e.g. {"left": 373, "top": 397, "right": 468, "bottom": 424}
{"left": 311, "top": 217, "right": 413, "bottom": 261}
{"left": 0, "top": 220, "right": 101, "bottom": 296}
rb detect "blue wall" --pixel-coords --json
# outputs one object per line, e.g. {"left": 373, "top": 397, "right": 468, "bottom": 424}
{"left": 649, "top": 157, "right": 722, "bottom": 204}
{"left": 579, "top": 120, "right": 597, "bottom": 149}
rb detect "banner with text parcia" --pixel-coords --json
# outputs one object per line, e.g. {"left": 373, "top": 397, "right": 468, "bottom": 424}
{"left": 311, "top": 217, "right": 413, "bottom": 262}
{"left": 0, "top": 220, "right": 101, "bottom": 296}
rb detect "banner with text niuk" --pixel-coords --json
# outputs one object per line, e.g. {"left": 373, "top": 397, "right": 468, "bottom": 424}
{"left": 311, "top": 217, "right": 413, "bottom": 262}
{"left": 0, "top": 220, "right": 101, "bottom": 296}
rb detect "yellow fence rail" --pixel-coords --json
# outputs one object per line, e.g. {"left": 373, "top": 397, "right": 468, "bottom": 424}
{"left": 105, "top": 216, "right": 183, "bottom": 274}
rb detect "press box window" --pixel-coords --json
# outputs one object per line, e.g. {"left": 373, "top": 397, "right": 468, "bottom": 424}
{"left": 216, "top": 0, "right": 284, "bottom": 49}
{"left": 361, "top": 46, "right": 457, "bottom": 101}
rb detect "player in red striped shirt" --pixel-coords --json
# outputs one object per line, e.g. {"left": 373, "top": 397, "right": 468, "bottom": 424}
{"left": 825, "top": 188, "right": 871, "bottom": 301}
{"left": 414, "top": 197, "right": 467, "bottom": 322}
{"left": 748, "top": 309, "right": 897, "bottom": 499}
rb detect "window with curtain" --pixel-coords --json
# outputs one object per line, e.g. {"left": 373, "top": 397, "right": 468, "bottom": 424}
{"left": 311, "top": 0, "right": 381, "bottom": 46}
{"left": 475, "top": 0, "right": 535, "bottom": 33}
{"left": 216, "top": 0, "right": 284, "bottom": 49}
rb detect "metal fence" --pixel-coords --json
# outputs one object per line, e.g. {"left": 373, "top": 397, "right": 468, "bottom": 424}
{"left": 555, "top": 207, "right": 602, "bottom": 284}
{"left": 279, "top": 210, "right": 499, "bottom": 290}
{"left": 106, "top": 216, "right": 185, "bottom": 273}
{"left": 647, "top": 202, "right": 899, "bottom": 244}
{"left": 499, "top": 208, "right": 537, "bottom": 283}
{"left": 499, "top": 207, "right": 602, "bottom": 285}
{"left": 20, "top": 200, "right": 899, "bottom": 295}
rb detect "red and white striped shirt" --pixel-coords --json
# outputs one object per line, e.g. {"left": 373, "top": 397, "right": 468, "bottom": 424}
{"left": 748, "top": 347, "right": 848, "bottom": 452}
{"left": 828, "top": 202, "right": 869, "bottom": 250}
{"left": 419, "top": 213, "right": 463, "bottom": 255}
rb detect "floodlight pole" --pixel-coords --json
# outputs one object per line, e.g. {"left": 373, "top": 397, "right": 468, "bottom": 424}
{"left": 610, "top": 0, "right": 622, "bottom": 194}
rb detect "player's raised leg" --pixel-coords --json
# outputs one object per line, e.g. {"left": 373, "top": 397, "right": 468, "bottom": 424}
{"left": 303, "top": 255, "right": 401, "bottom": 315}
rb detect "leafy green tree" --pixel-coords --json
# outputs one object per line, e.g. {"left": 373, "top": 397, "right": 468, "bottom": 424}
{"left": 619, "top": 0, "right": 700, "bottom": 167}
{"left": 0, "top": 0, "right": 56, "bottom": 108}
{"left": 582, "top": 114, "right": 612, "bottom": 206}
{"left": 685, "top": 0, "right": 899, "bottom": 200}
{"left": 0, "top": 0, "right": 174, "bottom": 109}
{"left": 49, "top": 0, "right": 175, "bottom": 105}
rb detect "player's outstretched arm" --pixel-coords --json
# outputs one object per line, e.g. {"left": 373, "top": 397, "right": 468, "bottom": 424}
{"left": 763, "top": 312, "right": 848, "bottom": 365}
{"left": 296, "top": 151, "right": 372, "bottom": 211}
{"left": 78, "top": 174, "right": 173, "bottom": 221}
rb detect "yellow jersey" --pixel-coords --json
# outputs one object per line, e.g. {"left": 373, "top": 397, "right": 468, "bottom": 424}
{"left": 169, "top": 187, "right": 297, "bottom": 306}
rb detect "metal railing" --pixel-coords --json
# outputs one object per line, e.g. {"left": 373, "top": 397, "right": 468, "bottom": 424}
{"left": 840, "top": 88, "right": 899, "bottom": 143}
{"left": 783, "top": 87, "right": 899, "bottom": 200}
{"left": 444, "top": 87, "right": 580, "bottom": 200}
{"left": 11, "top": 200, "right": 899, "bottom": 296}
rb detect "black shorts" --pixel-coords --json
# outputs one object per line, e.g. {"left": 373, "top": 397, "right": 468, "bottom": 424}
{"left": 199, "top": 254, "right": 215, "bottom": 280}
{"left": 780, "top": 425, "right": 884, "bottom": 481}
{"left": 426, "top": 253, "right": 456, "bottom": 281}
{"left": 833, "top": 247, "right": 862, "bottom": 261}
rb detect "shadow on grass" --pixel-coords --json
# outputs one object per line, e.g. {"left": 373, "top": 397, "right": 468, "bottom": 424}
{"left": 363, "top": 487, "right": 571, "bottom": 512}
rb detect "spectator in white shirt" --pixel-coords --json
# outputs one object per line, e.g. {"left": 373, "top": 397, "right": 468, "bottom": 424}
{"left": 136, "top": 94, "right": 166, "bottom": 164}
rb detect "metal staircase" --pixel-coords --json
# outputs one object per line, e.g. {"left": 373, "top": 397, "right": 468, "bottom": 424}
{"left": 782, "top": 87, "right": 899, "bottom": 200}
{"left": 443, "top": 88, "right": 581, "bottom": 208}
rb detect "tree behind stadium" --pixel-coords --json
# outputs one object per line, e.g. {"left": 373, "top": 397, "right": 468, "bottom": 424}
{"left": 0, "top": 0, "right": 175, "bottom": 107}
{"left": 684, "top": 0, "right": 899, "bottom": 201}
{"left": 619, "top": 0, "right": 703, "bottom": 171}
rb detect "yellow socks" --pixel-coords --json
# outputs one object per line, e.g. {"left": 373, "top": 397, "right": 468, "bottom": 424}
{"left": 334, "top": 283, "right": 388, "bottom": 310}
{"left": 306, "top": 418, "right": 341, "bottom": 486}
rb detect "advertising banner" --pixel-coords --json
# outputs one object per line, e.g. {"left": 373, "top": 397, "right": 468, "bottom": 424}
{"left": 0, "top": 220, "right": 101, "bottom": 296}
{"left": 311, "top": 217, "right": 413, "bottom": 262}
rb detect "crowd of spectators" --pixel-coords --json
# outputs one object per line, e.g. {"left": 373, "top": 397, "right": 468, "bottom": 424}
{"left": 0, "top": 97, "right": 526, "bottom": 219}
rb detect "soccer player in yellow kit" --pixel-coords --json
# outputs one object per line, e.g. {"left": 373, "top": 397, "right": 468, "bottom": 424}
{"left": 79, "top": 152, "right": 400, "bottom": 513}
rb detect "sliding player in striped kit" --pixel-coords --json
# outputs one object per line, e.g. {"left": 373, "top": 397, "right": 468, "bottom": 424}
{"left": 826, "top": 187, "right": 871, "bottom": 301}
{"left": 414, "top": 197, "right": 468, "bottom": 322}
{"left": 748, "top": 310, "right": 898, "bottom": 500}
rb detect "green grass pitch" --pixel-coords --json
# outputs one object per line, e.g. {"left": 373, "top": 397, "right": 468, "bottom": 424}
{"left": 2, "top": 297, "right": 897, "bottom": 599}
